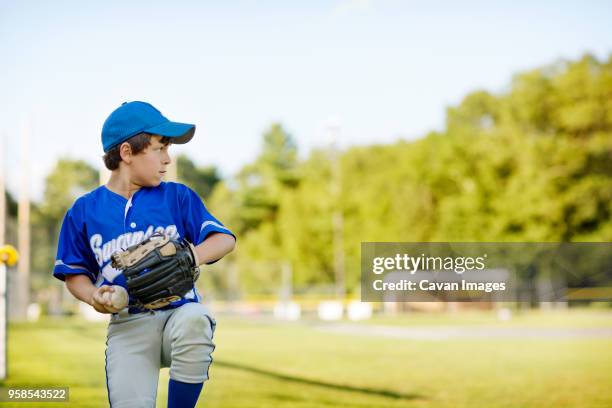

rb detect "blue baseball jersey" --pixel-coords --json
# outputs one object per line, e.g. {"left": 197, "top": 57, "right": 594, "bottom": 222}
{"left": 53, "top": 182, "right": 235, "bottom": 313}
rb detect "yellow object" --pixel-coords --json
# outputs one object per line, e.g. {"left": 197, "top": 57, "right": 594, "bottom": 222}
{"left": 0, "top": 245, "right": 19, "bottom": 267}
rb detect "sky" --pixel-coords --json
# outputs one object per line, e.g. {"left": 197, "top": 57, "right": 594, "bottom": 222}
{"left": 1, "top": 0, "right": 611, "bottom": 201}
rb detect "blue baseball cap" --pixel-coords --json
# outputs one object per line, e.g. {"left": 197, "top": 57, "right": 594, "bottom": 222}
{"left": 101, "top": 101, "right": 195, "bottom": 152}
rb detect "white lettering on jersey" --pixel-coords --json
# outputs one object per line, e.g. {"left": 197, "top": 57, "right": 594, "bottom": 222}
{"left": 90, "top": 224, "right": 180, "bottom": 267}
{"left": 101, "top": 263, "right": 122, "bottom": 283}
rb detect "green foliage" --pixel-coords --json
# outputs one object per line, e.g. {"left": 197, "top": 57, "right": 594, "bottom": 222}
{"left": 4, "top": 190, "right": 18, "bottom": 217}
{"left": 31, "top": 158, "right": 98, "bottom": 288}
{"left": 176, "top": 154, "right": 220, "bottom": 199}
{"left": 233, "top": 123, "right": 300, "bottom": 232}
{"left": 38, "top": 159, "right": 99, "bottom": 224}
{"left": 277, "top": 150, "right": 335, "bottom": 287}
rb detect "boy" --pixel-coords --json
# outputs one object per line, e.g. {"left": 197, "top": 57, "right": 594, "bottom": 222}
{"left": 53, "top": 101, "right": 236, "bottom": 407}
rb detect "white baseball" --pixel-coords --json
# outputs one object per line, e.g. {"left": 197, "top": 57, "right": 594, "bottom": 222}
{"left": 109, "top": 286, "right": 129, "bottom": 309}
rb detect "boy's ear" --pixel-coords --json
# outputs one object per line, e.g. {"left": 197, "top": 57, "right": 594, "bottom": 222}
{"left": 119, "top": 142, "right": 133, "bottom": 164}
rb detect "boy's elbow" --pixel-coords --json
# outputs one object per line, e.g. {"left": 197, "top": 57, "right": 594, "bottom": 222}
{"left": 226, "top": 234, "right": 237, "bottom": 253}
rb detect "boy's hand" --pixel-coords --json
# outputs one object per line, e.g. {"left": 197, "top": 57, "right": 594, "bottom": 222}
{"left": 90, "top": 286, "right": 122, "bottom": 314}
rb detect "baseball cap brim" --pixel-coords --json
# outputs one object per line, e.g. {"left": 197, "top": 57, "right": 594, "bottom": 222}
{"left": 144, "top": 121, "right": 195, "bottom": 144}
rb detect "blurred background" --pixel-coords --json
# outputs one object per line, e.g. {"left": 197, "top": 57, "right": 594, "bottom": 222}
{"left": 0, "top": 1, "right": 611, "bottom": 407}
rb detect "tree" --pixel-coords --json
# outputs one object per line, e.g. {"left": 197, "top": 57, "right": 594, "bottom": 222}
{"left": 176, "top": 154, "right": 220, "bottom": 200}
{"left": 234, "top": 123, "right": 299, "bottom": 234}
{"left": 31, "top": 158, "right": 99, "bottom": 287}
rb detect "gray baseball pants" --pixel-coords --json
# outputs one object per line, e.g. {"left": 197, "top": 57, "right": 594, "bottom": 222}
{"left": 104, "top": 302, "right": 216, "bottom": 408}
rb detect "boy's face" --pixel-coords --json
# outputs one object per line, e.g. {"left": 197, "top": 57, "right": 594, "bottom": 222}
{"left": 130, "top": 135, "right": 171, "bottom": 187}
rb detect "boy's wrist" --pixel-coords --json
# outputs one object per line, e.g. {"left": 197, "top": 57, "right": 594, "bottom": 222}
{"left": 85, "top": 287, "right": 96, "bottom": 306}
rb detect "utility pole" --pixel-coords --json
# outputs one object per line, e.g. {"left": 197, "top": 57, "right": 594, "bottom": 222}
{"left": 0, "top": 133, "right": 7, "bottom": 378}
{"left": 0, "top": 133, "right": 5, "bottom": 248}
{"left": 16, "top": 123, "right": 30, "bottom": 320}
{"left": 327, "top": 121, "right": 345, "bottom": 299}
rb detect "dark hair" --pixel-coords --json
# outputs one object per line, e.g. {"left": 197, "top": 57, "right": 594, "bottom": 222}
{"left": 103, "top": 133, "right": 171, "bottom": 170}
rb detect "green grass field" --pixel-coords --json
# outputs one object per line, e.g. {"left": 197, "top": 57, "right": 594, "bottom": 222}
{"left": 1, "top": 308, "right": 612, "bottom": 407}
